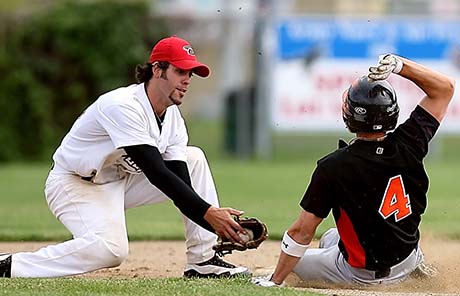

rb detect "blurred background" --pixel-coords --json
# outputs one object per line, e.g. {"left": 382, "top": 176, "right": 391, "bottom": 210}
{"left": 1, "top": 0, "right": 460, "bottom": 241}
{"left": 1, "top": 0, "right": 460, "bottom": 163}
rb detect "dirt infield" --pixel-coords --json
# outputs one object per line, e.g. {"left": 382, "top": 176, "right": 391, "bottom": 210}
{"left": 1, "top": 234, "right": 459, "bottom": 295}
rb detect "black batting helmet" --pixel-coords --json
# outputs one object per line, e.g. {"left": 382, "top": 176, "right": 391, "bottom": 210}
{"left": 342, "top": 76, "right": 399, "bottom": 133}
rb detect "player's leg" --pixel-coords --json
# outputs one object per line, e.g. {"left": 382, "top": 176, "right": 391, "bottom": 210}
{"left": 318, "top": 227, "right": 340, "bottom": 248}
{"left": 124, "top": 147, "right": 220, "bottom": 262}
{"left": 124, "top": 146, "right": 249, "bottom": 277}
{"left": 348, "top": 247, "right": 425, "bottom": 285}
{"left": 181, "top": 146, "right": 219, "bottom": 263}
{"left": 8, "top": 172, "right": 129, "bottom": 277}
{"left": 293, "top": 228, "right": 351, "bottom": 283}
{"left": 182, "top": 146, "right": 249, "bottom": 277}
{"left": 294, "top": 228, "right": 426, "bottom": 285}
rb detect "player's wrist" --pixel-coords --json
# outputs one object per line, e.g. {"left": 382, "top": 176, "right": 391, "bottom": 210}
{"left": 392, "top": 55, "right": 403, "bottom": 74}
{"left": 270, "top": 274, "right": 284, "bottom": 286}
{"left": 252, "top": 274, "right": 284, "bottom": 287}
{"left": 281, "top": 231, "right": 310, "bottom": 257}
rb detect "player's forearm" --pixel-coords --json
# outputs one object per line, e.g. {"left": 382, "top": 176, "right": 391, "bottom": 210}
{"left": 271, "top": 212, "right": 320, "bottom": 285}
{"left": 271, "top": 252, "right": 301, "bottom": 285}
{"left": 399, "top": 57, "right": 454, "bottom": 98}
{"left": 397, "top": 57, "right": 455, "bottom": 121}
{"left": 164, "top": 160, "right": 192, "bottom": 186}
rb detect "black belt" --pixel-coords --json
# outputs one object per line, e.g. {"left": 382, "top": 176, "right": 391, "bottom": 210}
{"left": 375, "top": 268, "right": 391, "bottom": 279}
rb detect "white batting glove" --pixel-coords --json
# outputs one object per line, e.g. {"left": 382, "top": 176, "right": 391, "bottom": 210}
{"left": 368, "top": 54, "right": 403, "bottom": 80}
{"left": 251, "top": 274, "right": 284, "bottom": 287}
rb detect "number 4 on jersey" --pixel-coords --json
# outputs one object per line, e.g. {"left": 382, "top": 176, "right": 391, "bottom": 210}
{"left": 379, "top": 175, "right": 412, "bottom": 221}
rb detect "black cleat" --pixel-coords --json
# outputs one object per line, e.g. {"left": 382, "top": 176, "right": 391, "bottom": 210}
{"left": 0, "top": 254, "right": 12, "bottom": 278}
{"left": 184, "top": 254, "right": 251, "bottom": 278}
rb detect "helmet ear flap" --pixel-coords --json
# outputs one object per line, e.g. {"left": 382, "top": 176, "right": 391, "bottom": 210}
{"left": 342, "top": 87, "right": 357, "bottom": 133}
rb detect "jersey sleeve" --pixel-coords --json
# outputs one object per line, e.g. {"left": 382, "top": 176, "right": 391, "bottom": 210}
{"left": 96, "top": 101, "right": 157, "bottom": 149}
{"left": 299, "top": 165, "right": 334, "bottom": 218}
{"left": 162, "top": 109, "right": 188, "bottom": 162}
{"left": 392, "top": 105, "right": 440, "bottom": 159}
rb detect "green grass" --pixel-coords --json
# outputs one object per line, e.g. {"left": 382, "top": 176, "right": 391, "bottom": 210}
{"left": 0, "top": 150, "right": 458, "bottom": 241}
{"left": 0, "top": 163, "right": 65, "bottom": 241}
{"left": 420, "top": 161, "right": 460, "bottom": 238}
{"left": 0, "top": 277, "right": 323, "bottom": 296}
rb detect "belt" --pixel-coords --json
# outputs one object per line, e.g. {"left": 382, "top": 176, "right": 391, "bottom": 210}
{"left": 375, "top": 268, "right": 391, "bottom": 279}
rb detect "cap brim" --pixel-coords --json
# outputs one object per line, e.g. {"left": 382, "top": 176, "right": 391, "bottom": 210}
{"left": 170, "top": 60, "right": 211, "bottom": 78}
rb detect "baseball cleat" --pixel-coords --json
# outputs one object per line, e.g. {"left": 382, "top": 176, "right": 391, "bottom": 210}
{"left": 0, "top": 253, "right": 12, "bottom": 278}
{"left": 183, "top": 254, "right": 251, "bottom": 278}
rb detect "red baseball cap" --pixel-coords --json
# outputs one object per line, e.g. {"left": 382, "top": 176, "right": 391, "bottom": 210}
{"left": 148, "top": 36, "right": 211, "bottom": 78}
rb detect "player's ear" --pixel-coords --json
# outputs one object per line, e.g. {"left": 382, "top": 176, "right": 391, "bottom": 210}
{"left": 152, "top": 62, "right": 165, "bottom": 79}
{"left": 152, "top": 64, "right": 161, "bottom": 78}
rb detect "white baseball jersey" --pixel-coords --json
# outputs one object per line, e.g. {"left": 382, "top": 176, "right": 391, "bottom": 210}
{"left": 52, "top": 83, "right": 188, "bottom": 184}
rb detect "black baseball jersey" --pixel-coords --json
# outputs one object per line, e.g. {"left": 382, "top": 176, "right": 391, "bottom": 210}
{"left": 300, "top": 106, "right": 439, "bottom": 271}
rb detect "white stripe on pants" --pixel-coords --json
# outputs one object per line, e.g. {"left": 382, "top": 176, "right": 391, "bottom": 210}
{"left": 11, "top": 146, "right": 218, "bottom": 277}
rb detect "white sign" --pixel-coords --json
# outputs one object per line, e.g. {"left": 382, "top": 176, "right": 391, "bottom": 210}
{"left": 272, "top": 18, "right": 460, "bottom": 133}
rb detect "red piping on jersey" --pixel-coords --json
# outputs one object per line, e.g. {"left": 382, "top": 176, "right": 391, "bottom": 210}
{"left": 336, "top": 208, "right": 366, "bottom": 268}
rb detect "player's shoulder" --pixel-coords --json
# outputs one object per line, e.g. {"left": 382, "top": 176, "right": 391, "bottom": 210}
{"left": 97, "top": 84, "right": 142, "bottom": 108}
{"left": 165, "top": 104, "right": 185, "bottom": 120}
{"left": 316, "top": 145, "right": 346, "bottom": 168}
{"left": 318, "top": 148, "right": 344, "bottom": 166}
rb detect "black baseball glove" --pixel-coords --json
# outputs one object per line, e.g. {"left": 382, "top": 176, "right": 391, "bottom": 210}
{"left": 213, "top": 217, "right": 268, "bottom": 256}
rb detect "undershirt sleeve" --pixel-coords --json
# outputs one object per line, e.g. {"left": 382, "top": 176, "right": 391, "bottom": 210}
{"left": 164, "top": 160, "right": 192, "bottom": 186}
{"left": 123, "top": 144, "right": 214, "bottom": 233}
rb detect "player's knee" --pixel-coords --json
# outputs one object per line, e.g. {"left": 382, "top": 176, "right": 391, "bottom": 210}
{"left": 96, "top": 234, "right": 129, "bottom": 268}
{"left": 319, "top": 228, "right": 339, "bottom": 248}
{"left": 187, "top": 146, "right": 205, "bottom": 161}
{"left": 186, "top": 146, "right": 206, "bottom": 168}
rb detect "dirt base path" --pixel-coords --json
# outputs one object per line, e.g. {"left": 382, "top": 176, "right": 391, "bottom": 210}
{"left": 1, "top": 234, "right": 459, "bottom": 295}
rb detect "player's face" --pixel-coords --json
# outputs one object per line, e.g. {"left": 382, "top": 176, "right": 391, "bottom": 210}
{"left": 160, "top": 65, "right": 193, "bottom": 106}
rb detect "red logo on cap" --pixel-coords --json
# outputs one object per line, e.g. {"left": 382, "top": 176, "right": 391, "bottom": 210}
{"left": 182, "top": 45, "right": 195, "bottom": 56}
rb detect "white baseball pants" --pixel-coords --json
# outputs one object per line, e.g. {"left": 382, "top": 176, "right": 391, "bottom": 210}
{"left": 293, "top": 228, "right": 424, "bottom": 285}
{"left": 10, "top": 146, "right": 219, "bottom": 277}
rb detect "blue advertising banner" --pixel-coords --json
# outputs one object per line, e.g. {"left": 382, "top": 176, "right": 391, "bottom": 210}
{"left": 277, "top": 18, "right": 460, "bottom": 60}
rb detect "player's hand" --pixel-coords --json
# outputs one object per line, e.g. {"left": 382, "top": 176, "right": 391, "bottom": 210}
{"left": 204, "top": 206, "right": 246, "bottom": 243}
{"left": 368, "top": 54, "right": 403, "bottom": 80}
{"left": 252, "top": 274, "right": 284, "bottom": 287}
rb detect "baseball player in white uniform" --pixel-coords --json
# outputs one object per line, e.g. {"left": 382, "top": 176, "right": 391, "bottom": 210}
{"left": 0, "top": 36, "right": 250, "bottom": 278}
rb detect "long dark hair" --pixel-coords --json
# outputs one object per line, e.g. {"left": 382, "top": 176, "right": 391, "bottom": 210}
{"left": 135, "top": 61, "right": 169, "bottom": 83}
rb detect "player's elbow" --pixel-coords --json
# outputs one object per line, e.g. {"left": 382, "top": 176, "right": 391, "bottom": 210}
{"left": 435, "top": 75, "right": 456, "bottom": 104}
{"left": 287, "top": 211, "right": 322, "bottom": 245}
{"left": 443, "top": 76, "right": 456, "bottom": 103}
